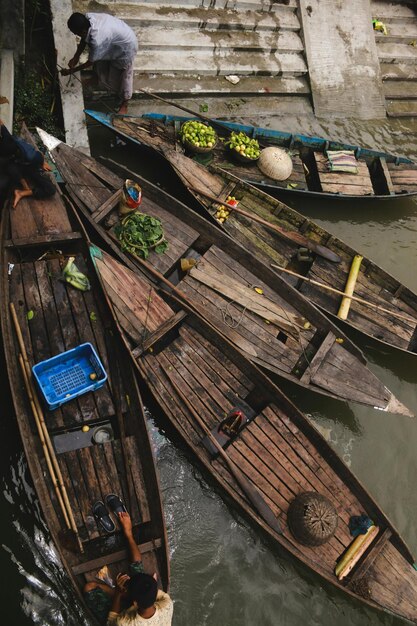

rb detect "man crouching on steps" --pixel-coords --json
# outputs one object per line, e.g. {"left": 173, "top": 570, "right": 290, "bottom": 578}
{"left": 84, "top": 512, "right": 173, "bottom": 625}
{"left": 62, "top": 12, "right": 138, "bottom": 114}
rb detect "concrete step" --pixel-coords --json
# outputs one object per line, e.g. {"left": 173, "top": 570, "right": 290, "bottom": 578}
{"left": 0, "top": 49, "right": 14, "bottom": 130}
{"left": 94, "top": 0, "right": 299, "bottom": 13}
{"left": 118, "top": 4, "right": 301, "bottom": 31}
{"left": 132, "top": 72, "right": 310, "bottom": 95}
{"left": 377, "top": 42, "right": 417, "bottom": 63}
{"left": 371, "top": 1, "right": 417, "bottom": 22}
{"left": 383, "top": 79, "right": 417, "bottom": 99}
{"left": 134, "top": 48, "right": 307, "bottom": 75}
{"left": 380, "top": 62, "right": 417, "bottom": 80}
{"left": 375, "top": 21, "right": 417, "bottom": 42}
{"left": 121, "top": 93, "right": 314, "bottom": 118}
{"left": 387, "top": 98, "right": 417, "bottom": 116}
{"left": 136, "top": 27, "right": 303, "bottom": 51}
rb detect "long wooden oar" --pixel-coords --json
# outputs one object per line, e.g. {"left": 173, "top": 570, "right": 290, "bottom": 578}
{"left": 145, "top": 364, "right": 283, "bottom": 535}
{"left": 10, "top": 303, "right": 84, "bottom": 553}
{"left": 187, "top": 186, "right": 341, "bottom": 263}
{"left": 136, "top": 88, "right": 235, "bottom": 136}
{"left": 271, "top": 264, "right": 417, "bottom": 325}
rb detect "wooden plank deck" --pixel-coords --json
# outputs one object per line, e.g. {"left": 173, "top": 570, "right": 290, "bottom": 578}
{"left": 386, "top": 162, "right": 417, "bottom": 194}
{"left": 314, "top": 153, "right": 374, "bottom": 195}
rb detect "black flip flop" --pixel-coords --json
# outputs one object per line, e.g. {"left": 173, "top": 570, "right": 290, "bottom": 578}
{"left": 93, "top": 500, "right": 116, "bottom": 533}
{"left": 105, "top": 493, "right": 127, "bottom": 516}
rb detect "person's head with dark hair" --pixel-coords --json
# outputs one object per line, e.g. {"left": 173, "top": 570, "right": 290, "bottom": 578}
{"left": 67, "top": 13, "right": 90, "bottom": 37}
{"left": 128, "top": 573, "right": 158, "bottom": 611}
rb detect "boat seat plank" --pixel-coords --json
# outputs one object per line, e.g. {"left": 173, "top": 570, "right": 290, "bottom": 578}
{"left": 92, "top": 190, "right": 122, "bottom": 224}
{"left": 132, "top": 310, "right": 188, "bottom": 358}
{"left": 300, "top": 331, "right": 336, "bottom": 384}
{"left": 314, "top": 153, "right": 373, "bottom": 195}
{"left": 71, "top": 538, "right": 162, "bottom": 575}
{"left": 387, "top": 162, "right": 417, "bottom": 193}
{"left": 5, "top": 232, "right": 83, "bottom": 248}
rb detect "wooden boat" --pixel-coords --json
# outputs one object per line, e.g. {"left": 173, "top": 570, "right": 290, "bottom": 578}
{"left": 89, "top": 243, "right": 417, "bottom": 624}
{"left": 0, "top": 130, "right": 169, "bottom": 622}
{"left": 37, "top": 129, "right": 412, "bottom": 416}
{"left": 86, "top": 109, "right": 417, "bottom": 201}
{"left": 80, "top": 116, "right": 417, "bottom": 356}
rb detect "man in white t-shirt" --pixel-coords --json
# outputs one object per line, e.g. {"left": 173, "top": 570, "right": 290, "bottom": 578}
{"left": 61, "top": 12, "right": 138, "bottom": 113}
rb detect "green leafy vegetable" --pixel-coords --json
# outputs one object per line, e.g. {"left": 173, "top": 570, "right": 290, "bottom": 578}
{"left": 90, "top": 311, "right": 97, "bottom": 322}
{"left": 115, "top": 212, "right": 168, "bottom": 260}
{"left": 27, "top": 310, "right": 35, "bottom": 320}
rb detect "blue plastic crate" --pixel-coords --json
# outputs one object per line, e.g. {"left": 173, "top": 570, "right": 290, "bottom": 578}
{"left": 32, "top": 343, "right": 107, "bottom": 410}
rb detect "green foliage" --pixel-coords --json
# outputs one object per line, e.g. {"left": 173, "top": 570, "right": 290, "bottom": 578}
{"left": 115, "top": 212, "right": 168, "bottom": 259}
{"left": 14, "top": 68, "right": 62, "bottom": 136}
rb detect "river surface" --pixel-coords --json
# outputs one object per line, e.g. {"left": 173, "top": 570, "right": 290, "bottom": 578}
{"left": 1, "top": 114, "right": 417, "bottom": 626}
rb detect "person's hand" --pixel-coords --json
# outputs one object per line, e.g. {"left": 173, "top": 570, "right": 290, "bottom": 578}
{"left": 115, "top": 573, "right": 130, "bottom": 594}
{"left": 68, "top": 56, "right": 79, "bottom": 69}
{"left": 118, "top": 511, "right": 133, "bottom": 536}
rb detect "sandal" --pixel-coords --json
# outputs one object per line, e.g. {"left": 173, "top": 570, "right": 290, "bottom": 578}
{"left": 105, "top": 493, "right": 127, "bottom": 516}
{"left": 93, "top": 500, "right": 116, "bottom": 533}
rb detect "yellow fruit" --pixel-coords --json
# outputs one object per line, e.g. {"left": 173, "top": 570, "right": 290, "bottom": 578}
{"left": 254, "top": 287, "right": 263, "bottom": 295}
{"left": 89, "top": 373, "right": 97, "bottom": 380}
{"left": 82, "top": 425, "right": 90, "bottom": 433}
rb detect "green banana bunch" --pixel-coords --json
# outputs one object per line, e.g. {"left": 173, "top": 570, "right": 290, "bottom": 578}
{"left": 62, "top": 257, "right": 91, "bottom": 291}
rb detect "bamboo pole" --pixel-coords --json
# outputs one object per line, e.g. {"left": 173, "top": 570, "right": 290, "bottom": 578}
{"left": 10, "top": 303, "right": 84, "bottom": 553}
{"left": 337, "top": 255, "right": 363, "bottom": 320}
{"left": 270, "top": 264, "right": 417, "bottom": 325}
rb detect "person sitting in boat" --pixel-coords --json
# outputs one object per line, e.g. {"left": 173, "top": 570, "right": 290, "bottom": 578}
{"left": 0, "top": 120, "right": 55, "bottom": 208}
{"left": 84, "top": 510, "right": 173, "bottom": 625}
{"left": 61, "top": 12, "right": 138, "bottom": 114}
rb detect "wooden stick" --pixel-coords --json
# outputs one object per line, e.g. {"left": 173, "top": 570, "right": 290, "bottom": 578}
{"left": 270, "top": 264, "right": 417, "bottom": 325}
{"left": 186, "top": 186, "right": 341, "bottom": 264}
{"left": 137, "top": 358, "right": 283, "bottom": 536}
{"left": 10, "top": 303, "right": 84, "bottom": 553}
{"left": 18, "top": 354, "right": 71, "bottom": 528}
{"left": 136, "top": 88, "right": 234, "bottom": 136}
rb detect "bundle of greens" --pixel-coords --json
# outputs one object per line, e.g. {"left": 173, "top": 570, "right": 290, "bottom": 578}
{"left": 115, "top": 212, "right": 168, "bottom": 259}
{"left": 62, "top": 257, "right": 91, "bottom": 291}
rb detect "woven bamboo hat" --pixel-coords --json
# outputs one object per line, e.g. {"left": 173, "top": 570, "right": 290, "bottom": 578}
{"left": 287, "top": 491, "right": 338, "bottom": 546}
{"left": 257, "top": 147, "right": 293, "bottom": 181}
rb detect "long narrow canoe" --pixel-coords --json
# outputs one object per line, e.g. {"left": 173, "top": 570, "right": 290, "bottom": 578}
{"left": 81, "top": 115, "right": 417, "bottom": 356}
{"left": 86, "top": 109, "right": 417, "bottom": 201}
{"left": 38, "top": 129, "right": 412, "bottom": 416}
{"left": 0, "top": 130, "right": 169, "bottom": 622}
{"left": 90, "top": 243, "right": 417, "bottom": 624}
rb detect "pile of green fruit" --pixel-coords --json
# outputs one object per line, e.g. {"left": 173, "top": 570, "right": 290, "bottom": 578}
{"left": 227, "top": 131, "right": 260, "bottom": 160}
{"left": 180, "top": 120, "right": 217, "bottom": 150}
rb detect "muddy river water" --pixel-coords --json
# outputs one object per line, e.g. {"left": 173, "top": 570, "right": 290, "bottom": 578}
{"left": 1, "top": 113, "right": 417, "bottom": 625}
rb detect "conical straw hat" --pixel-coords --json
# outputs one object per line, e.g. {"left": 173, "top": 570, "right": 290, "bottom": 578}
{"left": 258, "top": 147, "right": 293, "bottom": 181}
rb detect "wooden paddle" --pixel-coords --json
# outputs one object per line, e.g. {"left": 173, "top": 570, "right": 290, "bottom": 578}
{"left": 187, "top": 186, "right": 341, "bottom": 263}
{"left": 136, "top": 88, "right": 235, "bottom": 136}
{"left": 162, "top": 370, "right": 283, "bottom": 535}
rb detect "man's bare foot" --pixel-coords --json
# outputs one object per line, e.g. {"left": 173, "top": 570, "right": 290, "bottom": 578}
{"left": 42, "top": 160, "right": 52, "bottom": 172}
{"left": 117, "top": 101, "right": 128, "bottom": 114}
{"left": 13, "top": 188, "right": 33, "bottom": 208}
